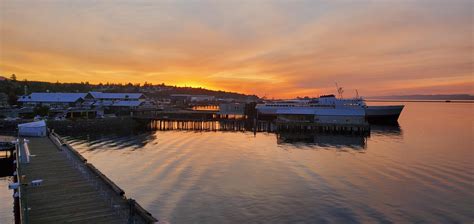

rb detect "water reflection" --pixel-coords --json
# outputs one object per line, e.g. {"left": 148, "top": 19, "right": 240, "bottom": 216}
{"left": 61, "top": 121, "right": 402, "bottom": 152}
{"left": 147, "top": 119, "right": 253, "bottom": 132}
{"left": 371, "top": 123, "right": 403, "bottom": 137}
{"left": 276, "top": 132, "right": 368, "bottom": 149}
{"left": 62, "top": 131, "right": 157, "bottom": 151}
{"left": 52, "top": 103, "right": 474, "bottom": 223}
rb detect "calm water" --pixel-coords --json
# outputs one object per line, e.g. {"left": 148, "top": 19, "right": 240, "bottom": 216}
{"left": 62, "top": 102, "right": 474, "bottom": 223}
{"left": 2, "top": 102, "right": 472, "bottom": 223}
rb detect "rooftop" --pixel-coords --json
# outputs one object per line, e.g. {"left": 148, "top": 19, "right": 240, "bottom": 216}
{"left": 18, "top": 93, "right": 87, "bottom": 103}
{"left": 89, "top": 92, "right": 143, "bottom": 100}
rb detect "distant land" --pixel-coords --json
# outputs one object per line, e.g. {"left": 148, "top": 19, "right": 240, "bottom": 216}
{"left": 369, "top": 94, "right": 474, "bottom": 101}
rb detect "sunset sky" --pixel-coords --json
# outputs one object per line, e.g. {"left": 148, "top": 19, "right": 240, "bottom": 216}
{"left": 1, "top": 0, "right": 472, "bottom": 98}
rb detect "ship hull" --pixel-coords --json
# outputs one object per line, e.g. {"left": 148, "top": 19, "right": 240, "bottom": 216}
{"left": 366, "top": 105, "right": 404, "bottom": 124}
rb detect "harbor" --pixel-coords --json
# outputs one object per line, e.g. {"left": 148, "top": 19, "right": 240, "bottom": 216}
{"left": 1, "top": 0, "right": 472, "bottom": 222}
{"left": 1, "top": 91, "right": 406, "bottom": 223}
{"left": 1, "top": 99, "right": 473, "bottom": 223}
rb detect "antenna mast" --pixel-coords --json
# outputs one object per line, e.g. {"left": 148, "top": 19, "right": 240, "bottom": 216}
{"left": 335, "top": 82, "right": 344, "bottom": 99}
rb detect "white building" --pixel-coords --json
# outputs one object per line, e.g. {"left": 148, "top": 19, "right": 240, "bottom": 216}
{"left": 18, "top": 93, "right": 87, "bottom": 108}
{"left": 18, "top": 92, "right": 155, "bottom": 116}
{"left": 87, "top": 92, "right": 145, "bottom": 102}
{"left": 190, "top": 95, "right": 215, "bottom": 102}
{"left": 18, "top": 120, "right": 47, "bottom": 137}
{"left": 86, "top": 92, "right": 151, "bottom": 111}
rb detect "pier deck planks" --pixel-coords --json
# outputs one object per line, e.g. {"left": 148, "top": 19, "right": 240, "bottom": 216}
{"left": 21, "top": 137, "right": 125, "bottom": 224}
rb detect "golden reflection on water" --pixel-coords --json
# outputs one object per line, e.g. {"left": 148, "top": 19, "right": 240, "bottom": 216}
{"left": 65, "top": 102, "right": 473, "bottom": 223}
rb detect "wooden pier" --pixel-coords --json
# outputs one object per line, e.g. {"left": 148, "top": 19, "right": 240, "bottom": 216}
{"left": 15, "top": 133, "right": 157, "bottom": 224}
{"left": 140, "top": 118, "right": 370, "bottom": 135}
{"left": 133, "top": 110, "right": 217, "bottom": 121}
{"left": 147, "top": 119, "right": 251, "bottom": 132}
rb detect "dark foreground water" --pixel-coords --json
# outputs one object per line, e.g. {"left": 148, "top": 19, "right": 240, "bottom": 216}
{"left": 2, "top": 102, "right": 472, "bottom": 223}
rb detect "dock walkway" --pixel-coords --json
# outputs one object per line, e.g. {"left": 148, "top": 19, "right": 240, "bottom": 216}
{"left": 17, "top": 134, "right": 157, "bottom": 223}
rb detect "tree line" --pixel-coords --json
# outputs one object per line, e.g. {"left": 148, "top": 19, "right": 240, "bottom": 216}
{"left": 0, "top": 74, "right": 258, "bottom": 105}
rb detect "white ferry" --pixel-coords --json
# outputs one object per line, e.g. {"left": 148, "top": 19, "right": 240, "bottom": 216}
{"left": 256, "top": 94, "right": 403, "bottom": 124}
{"left": 365, "top": 105, "right": 404, "bottom": 123}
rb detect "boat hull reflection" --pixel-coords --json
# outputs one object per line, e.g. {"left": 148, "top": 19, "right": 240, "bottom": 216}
{"left": 276, "top": 132, "right": 368, "bottom": 149}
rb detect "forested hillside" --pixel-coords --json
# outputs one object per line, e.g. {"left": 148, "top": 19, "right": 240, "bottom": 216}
{"left": 0, "top": 75, "right": 258, "bottom": 105}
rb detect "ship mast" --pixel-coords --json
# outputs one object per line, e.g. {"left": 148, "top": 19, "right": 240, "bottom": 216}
{"left": 335, "top": 82, "right": 344, "bottom": 99}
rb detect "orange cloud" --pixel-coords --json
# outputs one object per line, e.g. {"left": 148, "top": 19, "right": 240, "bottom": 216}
{"left": 0, "top": 0, "right": 472, "bottom": 98}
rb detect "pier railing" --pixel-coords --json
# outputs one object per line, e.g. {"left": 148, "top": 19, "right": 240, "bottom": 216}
{"left": 49, "top": 131, "right": 158, "bottom": 223}
{"left": 15, "top": 138, "right": 28, "bottom": 224}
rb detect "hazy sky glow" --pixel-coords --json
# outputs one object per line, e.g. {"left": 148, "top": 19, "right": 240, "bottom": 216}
{"left": 1, "top": 0, "right": 472, "bottom": 98}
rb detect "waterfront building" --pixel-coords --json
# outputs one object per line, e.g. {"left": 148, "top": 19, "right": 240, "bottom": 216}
{"left": 218, "top": 103, "right": 246, "bottom": 119}
{"left": 87, "top": 92, "right": 155, "bottom": 115}
{"left": 16, "top": 91, "right": 157, "bottom": 118}
{"left": 87, "top": 92, "right": 145, "bottom": 102}
{"left": 18, "top": 93, "right": 87, "bottom": 108}
{"left": 190, "top": 95, "right": 215, "bottom": 102}
{"left": 170, "top": 94, "right": 215, "bottom": 104}
{"left": 18, "top": 120, "right": 47, "bottom": 136}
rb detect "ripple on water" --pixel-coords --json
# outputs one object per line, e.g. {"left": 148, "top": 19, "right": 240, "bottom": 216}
{"left": 60, "top": 106, "right": 474, "bottom": 223}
